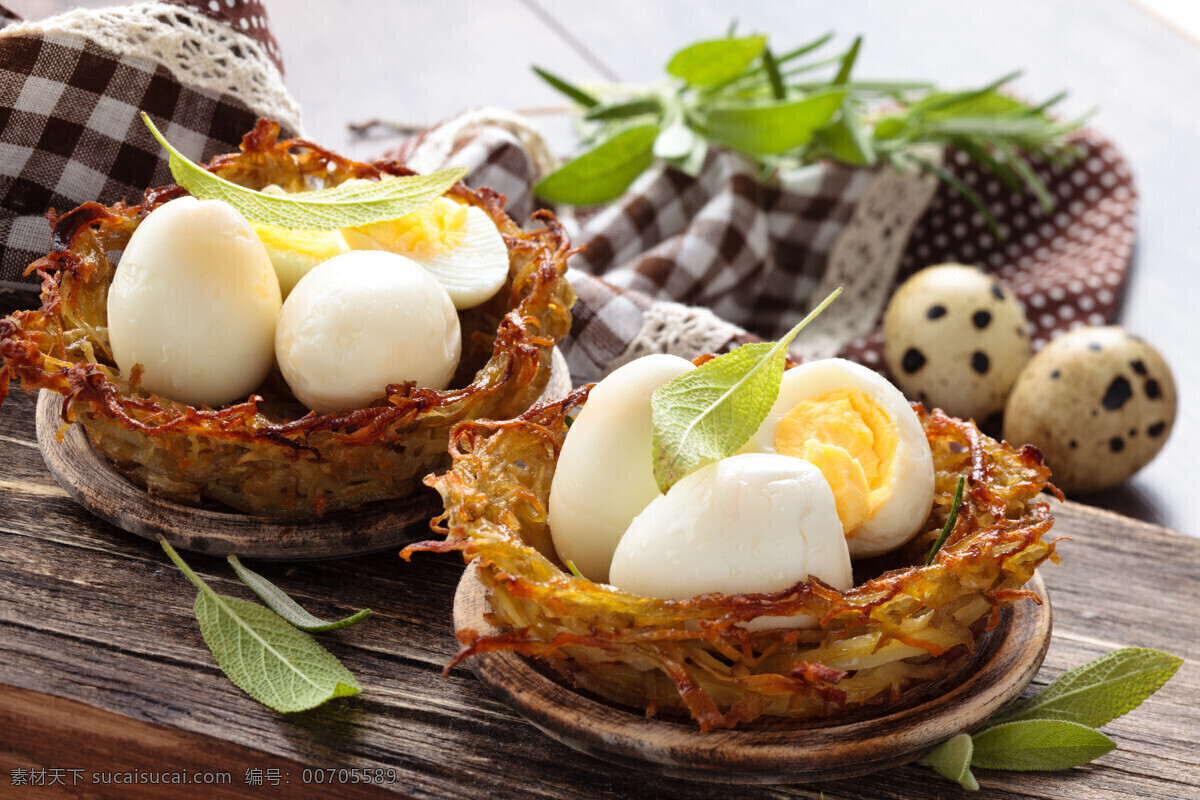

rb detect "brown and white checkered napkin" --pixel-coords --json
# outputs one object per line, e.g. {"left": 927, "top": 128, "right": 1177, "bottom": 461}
{"left": 399, "top": 111, "right": 1136, "bottom": 385}
{"left": 0, "top": 0, "right": 299, "bottom": 292}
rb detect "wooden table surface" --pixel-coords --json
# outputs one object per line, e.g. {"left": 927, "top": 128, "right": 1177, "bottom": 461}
{"left": 1, "top": 1, "right": 1199, "bottom": 798}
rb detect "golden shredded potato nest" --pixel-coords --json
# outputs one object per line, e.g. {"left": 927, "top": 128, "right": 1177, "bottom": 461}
{"left": 0, "top": 121, "right": 575, "bottom": 515}
{"left": 407, "top": 376, "right": 1060, "bottom": 731}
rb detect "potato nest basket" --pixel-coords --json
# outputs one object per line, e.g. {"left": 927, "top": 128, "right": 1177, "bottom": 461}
{"left": 406, "top": 372, "right": 1061, "bottom": 731}
{"left": 0, "top": 121, "right": 574, "bottom": 516}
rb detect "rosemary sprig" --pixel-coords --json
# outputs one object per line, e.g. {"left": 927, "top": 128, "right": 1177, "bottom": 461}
{"left": 532, "top": 32, "right": 1091, "bottom": 224}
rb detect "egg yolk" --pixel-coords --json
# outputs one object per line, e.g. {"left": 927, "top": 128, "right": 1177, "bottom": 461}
{"left": 773, "top": 388, "right": 898, "bottom": 539}
{"left": 346, "top": 197, "right": 467, "bottom": 260}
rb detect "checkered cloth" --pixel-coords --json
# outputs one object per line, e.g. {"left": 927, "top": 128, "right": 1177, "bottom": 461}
{"left": 0, "top": 0, "right": 296, "bottom": 292}
{"left": 395, "top": 113, "right": 1135, "bottom": 384}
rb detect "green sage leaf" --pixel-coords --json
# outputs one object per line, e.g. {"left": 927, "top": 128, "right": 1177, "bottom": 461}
{"left": 814, "top": 110, "right": 876, "bottom": 167}
{"left": 534, "top": 124, "right": 659, "bottom": 205}
{"left": 971, "top": 720, "right": 1115, "bottom": 771}
{"left": 532, "top": 65, "right": 599, "bottom": 108}
{"left": 585, "top": 98, "right": 662, "bottom": 122}
{"left": 700, "top": 88, "right": 847, "bottom": 155}
{"left": 990, "top": 648, "right": 1183, "bottom": 729}
{"left": 142, "top": 113, "right": 466, "bottom": 230}
{"left": 228, "top": 555, "right": 372, "bottom": 633}
{"left": 918, "top": 733, "right": 979, "bottom": 791}
{"left": 160, "top": 538, "right": 361, "bottom": 713}
{"left": 667, "top": 35, "right": 766, "bottom": 87}
{"left": 650, "top": 288, "right": 841, "bottom": 493}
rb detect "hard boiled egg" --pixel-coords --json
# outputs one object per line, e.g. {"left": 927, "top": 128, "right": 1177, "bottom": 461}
{"left": 742, "top": 359, "right": 934, "bottom": 558}
{"left": 548, "top": 354, "right": 695, "bottom": 582}
{"left": 106, "top": 196, "right": 281, "bottom": 408}
{"left": 274, "top": 250, "right": 461, "bottom": 415}
{"left": 252, "top": 222, "right": 350, "bottom": 299}
{"left": 608, "top": 453, "right": 852, "bottom": 628}
{"left": 343, "top": 197, "right": 509, "bottom": 309}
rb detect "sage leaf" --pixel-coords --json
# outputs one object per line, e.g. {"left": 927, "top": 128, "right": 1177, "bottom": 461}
{"left": 585, "top": 99, "right": 662, "bottom": 122}
{"left": 700, "top": 88, "right": 847, "bottom": 155}
{"left": 534, "top": 124, "right": 659, "bottom": 205}
{"left": 160, "top": 538, "right": 361, "bottom": 713}
{"left": 990, "top": 647, "right": 1183, "bottom": 729}
{"left": 142, "top": 113, "right": 466, "bottom": 230}
{"left": 918, "top": 733, "right": 979, "bottom": 791}
{"left": 814, "top": 111, "right": 876, "bottom": 166}
{"left": 532, "top": 65, "right": 599, "bottom": 108}
{"left": 650, "top": 288, "right": 840, "bottom": 493}
{"left": 667, "top": 35, "right": 766, "bottom": 87}
{"left": 970, "top": 720, "right": 1115, "bottom": 771}
{"left": 228, "top": 555, "right": 371, "bottom": 633}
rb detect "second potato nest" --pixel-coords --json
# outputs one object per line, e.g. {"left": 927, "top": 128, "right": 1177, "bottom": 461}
{"left": 0, "top": 121, "right": 575, "bottom": 516}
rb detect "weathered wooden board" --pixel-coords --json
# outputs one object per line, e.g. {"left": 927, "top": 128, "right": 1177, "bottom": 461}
{"left": 1, "top": 386, "right": 1198, "bottom": 799}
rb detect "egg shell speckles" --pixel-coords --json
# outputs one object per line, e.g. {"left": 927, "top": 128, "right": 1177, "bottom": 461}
{"left": 1004, "top": 325, "right": 1176, "bottom": 493}
{"left": 883, "top": 264, "right": 1030, "bottom": 423}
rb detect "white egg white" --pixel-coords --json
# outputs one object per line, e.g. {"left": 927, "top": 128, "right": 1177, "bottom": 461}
{"left": 547, "top": 354, "right": 695, "bottom": 583}
{"left": 274, "top": 250, "right": 461, "bottom": 415}
{"left": 106, "top": 196, "right": 281, "bottom": 408}
{"left": 608, "top": 453, "right": 852, "bottom": 630}
{"left": 742, "top": 358, "right": 935, "bottom": 558}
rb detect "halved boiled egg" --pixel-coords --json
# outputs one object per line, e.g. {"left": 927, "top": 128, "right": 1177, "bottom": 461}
{"left": 274, "top": 250, "right": 461, "bottom": 415}
{"left": 548, "top": 354, "right": 695, "bottom": 582}
{"left": 343, "top": 197, "right": 508, "bottom": 309}
{"left": 252, "top": 222, "right": 350, "bottom": 299}
{"left": 608, "top": 453, "right": 853, "bottom": 629}
{"left": 741, "top": 358, "right": 935, "bottom": 558}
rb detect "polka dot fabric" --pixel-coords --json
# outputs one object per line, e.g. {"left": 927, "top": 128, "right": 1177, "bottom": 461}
{"left": 838, "top": 129, "right": 1137, "bottom": 373}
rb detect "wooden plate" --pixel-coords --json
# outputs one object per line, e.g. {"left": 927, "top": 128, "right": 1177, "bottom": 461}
{"left": 454, "top": 561, "right": 1052, "bottom": 784}
{"left": 36, "top": 390, "right": 439, "bottom": 561}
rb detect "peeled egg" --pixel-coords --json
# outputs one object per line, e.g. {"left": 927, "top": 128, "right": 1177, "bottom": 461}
{"left": 106, "top": 196, "right": 281, "bottom": 408}
{"left": 343, "top": 197, "right": 509, "bottom": 309}
{"left": 252, "top": 222, "right": 350, "bottom": 299}
{"left": 608, "top": 453, "right": 853, "bottom": 628}
{"left": 742, "top": 358, "right": 935, "bottom": 558}
{"left": 274, "top": 250, "right": 461, "bottom": 415}
{"left": 548, "top": 354, "right": 695, "bottom": 582}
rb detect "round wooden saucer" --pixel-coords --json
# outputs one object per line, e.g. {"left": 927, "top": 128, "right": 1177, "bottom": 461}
{"left": 36, "top": 390, "right": 439, "bottom": 561}
{"left": 454, "top": 560, "right": 1052, "bottom": 784}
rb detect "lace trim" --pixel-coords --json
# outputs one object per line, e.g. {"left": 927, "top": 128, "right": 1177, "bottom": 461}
{"left": 0, "top": 1, "right": 302, "bottom": 133}
{"left": 608, "top": 301, "right": 745, "bottom": 372}
{"left": 791, "top": 147, "right": 942, "bottom": 360}
{"left": 404, "top": 107, "right": 557, "bottom": 180}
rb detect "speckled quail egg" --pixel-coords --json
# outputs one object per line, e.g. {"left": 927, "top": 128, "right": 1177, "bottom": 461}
{"left": 883, "top": 264, "right": 1030, "bottom": 424}
{"left": 608, "top": 453, "right": 853, "bottom": 629}
{"left": 548, "top": 354, "right": 696, "bottom": 582}
{"left": 1003, "top": 326, "right": 1176, "bottom": 493}
{"left": 740, "top": 358, "right": 935, "bottom": 558}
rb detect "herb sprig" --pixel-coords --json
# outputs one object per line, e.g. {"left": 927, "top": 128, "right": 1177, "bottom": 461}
{"left": 919, "top": 648, "right": 1183, "bottom": 789}
{"left": 532, "top": 32, "right": 1090, "bottom": 232}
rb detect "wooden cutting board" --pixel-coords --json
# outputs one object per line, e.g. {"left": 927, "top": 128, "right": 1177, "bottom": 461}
{"left": 0, "top": 385, "right": 1197, "bottom": 799}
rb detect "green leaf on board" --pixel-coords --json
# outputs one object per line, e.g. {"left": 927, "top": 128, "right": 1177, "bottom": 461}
{"left": 989, "top": 648, "right": 1184, "bottom": 729}
{"left": 532, "top": 65, "right": 600, "bottom": 108}
{"left": 227, "top": 555, "right": 372, "bottom": 633}
{"left": 700, "top": 88, "right": 846, "bottom": 155}
{"left": 925, "top": 476, "right": 966, "bottom": 566}
{"left": 160, "top": 538, "right": 361, "bottom": 713}
{"left": 667, "top": 35, "right": 767, "bottom": 87}
{"left": 970, "top": 720, "right": 1115, "bottom": 771}
{"left": 534, "top": 124, "right": 660, "bottom": 205}
{"left": 918, "top": 733, "right": 979, "bottom": 791}
{"left": 142, "top": 113, "right": 466, "bottom": 230}
{"left": 650, "top": 288, "right": 841, "bottom": 493}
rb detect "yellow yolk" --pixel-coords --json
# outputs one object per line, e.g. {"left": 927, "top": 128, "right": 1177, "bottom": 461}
{"left": 252, "top": 223, "right": 351, "bottom": 298}
{"left": 772, "top": 388, "right": 898, "bottom": 538}
{"left": 344, "top": 197, "right": 467, "bottom": 260}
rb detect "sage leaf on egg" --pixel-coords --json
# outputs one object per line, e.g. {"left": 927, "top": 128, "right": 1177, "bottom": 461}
{"left": 228, "top": 554, "right": 371, "bottom": 633}
{"left": 160, "top": 538, "right": 361, "bottom": 713}
{"left": 969, "top": 720, "right": 1115, "bottom": 771}
{"left": 917, "top": 733, "right": 979, "bottom": 791}
{"left": 650, "top": 287, "right": 840, "bottom": 493}
{"left": 988, "top": 647, "right": 1183, "bottom": 729}
{"left": 142, "top": 112, "right": 466, "bottom": 230}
